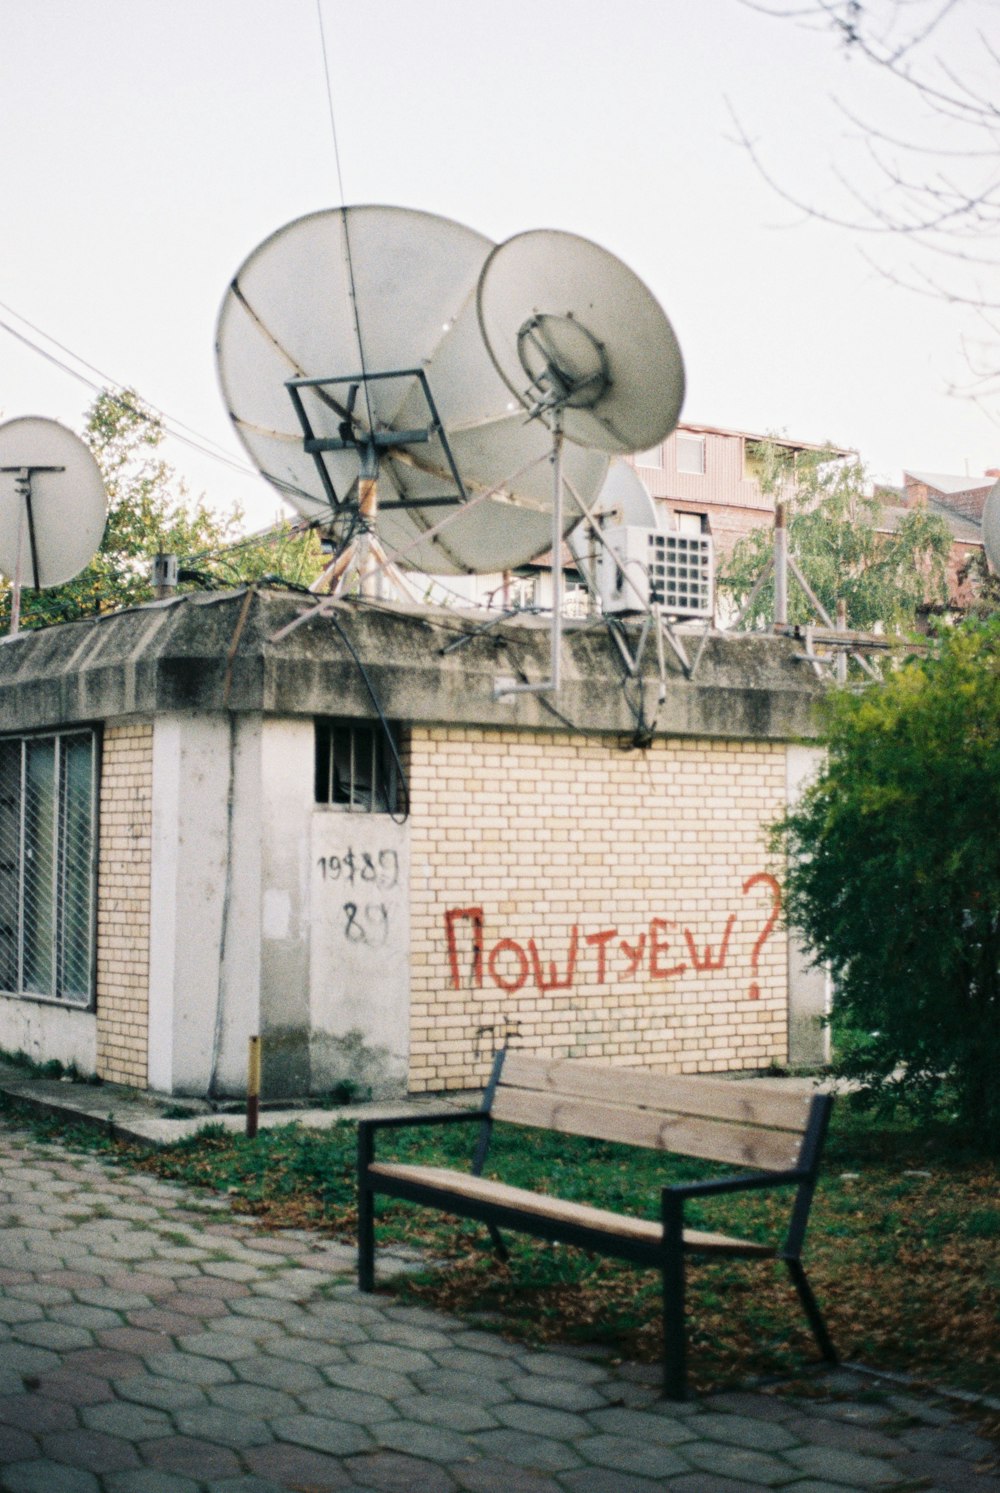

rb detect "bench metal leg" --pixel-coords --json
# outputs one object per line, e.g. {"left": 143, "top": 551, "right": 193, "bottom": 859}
{"left": 358, "top": 1186, "right": 375, "bottom": 1292}
{"left": 785, "top": 1257, "right": 837, "bottom": 1363}
{"left": 486, "top": 1222, "right": 509, "bottom": 1261}
{"left": 662, "top": 1195, "right": 687, "bottom": 1400}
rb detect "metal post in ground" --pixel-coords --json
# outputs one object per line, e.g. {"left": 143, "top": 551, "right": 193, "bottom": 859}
{"left": 246, "top": 1035, "right": 261, "bottom": 1139}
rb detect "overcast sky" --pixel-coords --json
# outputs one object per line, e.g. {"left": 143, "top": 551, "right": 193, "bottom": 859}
{"left": 1, "top": 0, "right": 997, "bottom": 529}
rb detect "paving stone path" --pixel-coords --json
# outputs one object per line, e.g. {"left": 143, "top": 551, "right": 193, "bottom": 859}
{"left": 0, "top": 1117, "right": 996, "bottom": 1492}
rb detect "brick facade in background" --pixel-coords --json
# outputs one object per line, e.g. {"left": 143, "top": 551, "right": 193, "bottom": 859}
{"left": 407, "top": 726, "right": 787, "bottom": 1093}
{"left": 95, "top": 721, "right": 152, "bottom": 1086}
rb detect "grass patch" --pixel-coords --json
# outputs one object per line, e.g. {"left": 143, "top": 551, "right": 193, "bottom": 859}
{"left": 0, "top": 1090, "right": 996, "bottom": 1397}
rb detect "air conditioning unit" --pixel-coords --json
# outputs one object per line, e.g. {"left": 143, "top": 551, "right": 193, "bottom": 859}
{"left": 598, "top": 524, "right": 714, "bottom": 618}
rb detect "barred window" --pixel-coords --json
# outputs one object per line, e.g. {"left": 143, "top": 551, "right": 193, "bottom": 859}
{"left": 0, "top": 730, "right": 97, "bottom": 1005}
{"left": 315, "top": 721, "right": 400, "bottom": 814}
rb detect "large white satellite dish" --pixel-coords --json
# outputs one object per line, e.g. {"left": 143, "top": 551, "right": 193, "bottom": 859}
{"left": 982, "top": 478, "right": 1000, "bottom": 572}
{"left": 476, "top": 229, "right": 685, "bottom": 456}
{"left": 215, "top": 205, "right": 609, "bottom": 576}
{"left": 0, "top": 416, "right": 107, "bottom": 633}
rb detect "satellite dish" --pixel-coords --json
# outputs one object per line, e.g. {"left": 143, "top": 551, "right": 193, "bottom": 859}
{"left": 0, "top": 417, "right": 107, "bottom": 630}
{"left": 567, "top": 461, "right": 659, "bottom": 583}
{"left": 215, "top": 205, "right": 609, "bottom": 575}
{"left": 476, "top": 229, "right": 685, "bottom": 455}
{"left": 982, "top": 478, "right": 1000, "bottom": 571}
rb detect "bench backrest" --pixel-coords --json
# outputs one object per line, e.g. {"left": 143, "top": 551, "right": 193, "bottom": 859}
{"left": 489, "top": 1053, "right": 821, "bottom": 1172}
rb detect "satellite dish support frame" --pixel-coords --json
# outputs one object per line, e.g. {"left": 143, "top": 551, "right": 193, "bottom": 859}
{"left": 0, "top": 463, "right": 63, "bottom": 635}
{"left": 286, "top": 369, "right": 469, "bottom": 600}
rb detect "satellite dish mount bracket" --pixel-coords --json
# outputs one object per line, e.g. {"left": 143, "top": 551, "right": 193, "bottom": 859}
{"left": 285, "top": 369, "right": 469, "bottom": 599}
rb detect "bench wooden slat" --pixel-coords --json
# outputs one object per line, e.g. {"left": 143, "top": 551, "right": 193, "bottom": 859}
{"left": 369, "top": 1163, "right": 777, "bottom": 1259}
{"left": 490, "top": 1086, "right": 804, "bottom": 1171}
{"left": 500, "top": 1054, "right": 813, "bottom": 1133}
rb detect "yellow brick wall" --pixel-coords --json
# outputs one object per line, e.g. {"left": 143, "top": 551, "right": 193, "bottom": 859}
{"left": 95, "top": 722, "right": 152, "bottom": 1086}
{"left": 408, "top": 727, "right": 787, "bottom": 1091}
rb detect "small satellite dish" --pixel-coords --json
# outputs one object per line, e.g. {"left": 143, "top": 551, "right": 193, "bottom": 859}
{"left": 476, "top": 229, "right": 685, "bottom": 455}
{"left": 0, "top": 417, "right": 107, "bottom": 630}
{"left": 982, "top": 478, "right": 1000, "bottom": 571}
{"left": 567, "top": 461, "right": 659, "bottom": 583}
{"left": 216, "top": 206, "right": 609, "bottom": 575}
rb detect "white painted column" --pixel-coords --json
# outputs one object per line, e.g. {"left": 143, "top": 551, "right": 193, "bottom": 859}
{"left": 148, "top": 713, "right": 245, "bottom": 1094}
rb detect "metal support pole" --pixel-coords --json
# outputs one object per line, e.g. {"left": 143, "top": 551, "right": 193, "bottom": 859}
{"left": 492, "top": 410, "right": 565, "bottom": 698}
{"left": 550, "top": 413, "right": 564, "bottom": 694}
{"left": 774, "top": 502, "right": 788, "bottom": 627}
{"left": 835, "top": 598, "right": 847, "bottom": 685}
{"left": 246, "top": 1035, "right": 261, "bottom": 1139}
{"left": 358, "top": 477, "right": 379, "bottom": 599}
{"left": 10, "top": 506, "right": 24, "bottom": 637}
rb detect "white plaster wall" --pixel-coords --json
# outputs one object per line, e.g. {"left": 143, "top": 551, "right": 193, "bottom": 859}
{"left": 309, "top": 813, "right": 410, "bottom": 1095}
{"left": 257, "top": 719, "right": 314, "bottom": 1097}
{"left": 148, "top": 714, "right": 234, "bottom": 1094}
{"left": 786, "top": 744, "right": 831, "bottom": 1067}
{"left": 0, "top": 997, "right": 97, "bottom": 1074}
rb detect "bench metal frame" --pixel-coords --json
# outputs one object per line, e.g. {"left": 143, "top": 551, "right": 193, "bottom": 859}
{"left": 357, "top": 1048, "right": 837, "bottom": 1398}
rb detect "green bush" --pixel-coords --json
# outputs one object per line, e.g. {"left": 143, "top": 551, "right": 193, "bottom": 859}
{"left": 776, "top": 620, "right": 1000, "bottom": 1150}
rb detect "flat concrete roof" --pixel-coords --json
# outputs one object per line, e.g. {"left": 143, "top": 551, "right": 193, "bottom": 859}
{"left": 0, "top": 589, "right": 825, "bottom": 742}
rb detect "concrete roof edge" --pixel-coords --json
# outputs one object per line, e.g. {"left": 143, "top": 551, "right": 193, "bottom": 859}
{"left": 0, "top": 589, "right": 827, "bottom": 743}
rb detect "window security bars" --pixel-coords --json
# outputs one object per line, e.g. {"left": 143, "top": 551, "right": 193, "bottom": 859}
{"left": 0, "top": 731, "right": 97, "bottom": 1005}
{"left": 315, "top": 721, "right": 400, "bottom": 814}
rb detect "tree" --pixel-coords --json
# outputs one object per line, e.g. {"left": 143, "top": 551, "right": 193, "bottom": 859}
{"left": 775, "top": 618, "right": 1000, "bottom": 1148}
{"left": 718, "top": 442, "right": 953, "bottom": 631}
{"left": 2, "top": 389, "right": 325, "bottom": 630}
{"left": 738, "top": 1, "right": 1000, "bottom": 406}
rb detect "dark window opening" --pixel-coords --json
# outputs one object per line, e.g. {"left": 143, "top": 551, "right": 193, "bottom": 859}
{"left": 315, "top": 721, "right": 400, "bottom": 814}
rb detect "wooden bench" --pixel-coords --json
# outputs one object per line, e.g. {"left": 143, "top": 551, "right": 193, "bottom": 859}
{"left": 357, "top": 1049, "right": 837, "bottom": 1398}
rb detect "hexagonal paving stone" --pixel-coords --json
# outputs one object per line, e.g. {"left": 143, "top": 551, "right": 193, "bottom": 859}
{"left": 113, "top": 1374, "right": 207, "bottom": 1412}
{"left": 679, "top": 1438, "right": 801, "bottom": 1485}
{"left": 576, "top": 1433, "right": 691, "bottom": 1480}
{"left": 298, "top": 1385, "right": 399, "bottom": 1426}
{"left": 348, "top": 1342, "right": 435, "bottom": 1375}
{"left": 783, "top": 1443, "right": 901, "bottom": 1485}
{"left": 34, "top": 1369, "right": 117, "bottom": 1406}
{"left": 394, "top": 1393, "right": 498, "bottom": 1434}
{"left": 467, "top": 1428, "right": 583, "bottom": 1474}
{"left": 40, "top": 1427, "right": 141, "bottom": 1473}
{"left": 175, "top": 1330, "right": 259, "bottom": 1361}
{"left": 321, "top": 1362, "right": 416, "bottom": 1400}
{"left": 412, "top": 1368, "right": 512, "bottom": 1407}
{"left": 141, "top": 1350, "right": 235, "bottom": 1387}
{"left": 245, "top": 1441, "right": 357, "bottom": 1490}
{"left": 174, "top": 1403, "right": 276, "bottom": 1448}
{"left": 0, "top": 1390, "right": 77, "bottom": 1432}
{"left": 80, "top": 1400, "right": 172, "bottom": 1440}
{"left": 0, "top": 1425, "right": 40, "bottom": 1464}
{"left": 0, "top": 1461, "right": 101, "bottom": 1493}
{"left": 451, "top": 1460, "right": 562, "bottom": 1493}
{"left": 136, "top": 1434, "right": 242, "bottom": 1480}
{"left": 343, "top": 1450, "right": 458, "bottom": 1493}
{"left": 585, "top": 1405, "right": 697, "bottom": 1445}
{"left": 430, "top": 1348, "right": 518, "bottom": 1380}
{"left": 561, "top": 1469, "right": 676, "bottom": 1493}
{"left": 373, "top": 1417, "right": 476, "bottom": 1462}
{"left": 502, "top": 1372, "right": 606, "bottom": 1413}
{"left": 268, "top": 1411, "right": 373, "bottom": 1458}
{"left": 104, "top": 1469, "right": 201, "bottom": 1493}
{"left": 206, "top": 1381, "right": 301, "bottom": 1419}
{"left": 235, "top": 1355, "right": 325, "bottom": 1393}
